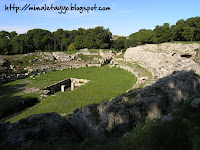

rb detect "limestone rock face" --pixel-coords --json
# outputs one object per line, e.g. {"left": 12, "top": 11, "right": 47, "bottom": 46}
{"left": 1, "top": 113, "right": 80, "bottom": 146}
{"left": 40, "top": 52, "right": 55, "bottom": 61}
{"left": 1, "top": 70, "right": 200, "bottom": 146}
{"left": 161, "top": 114, "right": 174, "bottom": 122}
{"left": 191, "top": 98, "right": 200, "bottom": 108}
{"left": 124, "top": 43, "right": 200, "bottom": 80}
{"left": 52, "top": 52, "right": 71, "bottom": 62}
{"left": 67, "top": 70, "right": 200, "bottom": 138}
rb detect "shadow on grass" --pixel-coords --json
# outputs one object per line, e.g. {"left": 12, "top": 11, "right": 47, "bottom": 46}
{"left": 67, "top": 70, "right": 200, "bottom": 139}
{"left": 0, "top": 83, "right": 39, "bottom": 120}
{"left": 1, "top": 70, "right": 200, "bottom": 150}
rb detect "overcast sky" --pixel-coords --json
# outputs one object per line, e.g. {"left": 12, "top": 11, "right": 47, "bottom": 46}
{"left": 0, "top": 0, "right": 199, "bottom": 36}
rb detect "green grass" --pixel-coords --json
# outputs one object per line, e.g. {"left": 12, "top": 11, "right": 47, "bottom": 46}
{"left": 116, "top": 60, "right": 153, "bottom": 89}
{"left": 114, "top": 53, "right": 124, "bottom": 58}
{"left": 79, "top": 54, "right": 102, "bottom": 61}
{"left": 65, "top": 50, "right": 79, "bottom": 55}
{"left": 3, "top": 102, "right": 200, "bottom": 150}
{"left": 72, "top": 98, "right": 200, "bottom": 150}
{"left": 3, "top": 54, "right": 37, "bottom": 70}
{"left": 0, "top": 78, "right": 44, "bottom": 119}
{"left": 3, "top": 65, "right": 136, "bottom": 122}
{"left": 8, "top": 100, "right": 200, "bottom": 150}
{"left": 88, "top": 49, "right": 111, "bottom": 53}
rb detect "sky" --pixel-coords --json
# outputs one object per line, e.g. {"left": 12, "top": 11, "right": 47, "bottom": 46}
{"left": 0, "top": 0, "right": 199, "bottom": 36}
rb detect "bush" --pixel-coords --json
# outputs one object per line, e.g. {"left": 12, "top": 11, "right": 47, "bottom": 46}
{"left": 68, "top": 43, "right": 76, "bottom": 51}
{"left": 114, "top": 39, "right": 125, "bottom": 51}
{"left": 125, "top": 38, "right": 138, "bottom": 48}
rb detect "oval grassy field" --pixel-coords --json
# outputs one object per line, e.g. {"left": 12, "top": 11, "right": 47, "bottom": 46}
{"left": 5, "top": 65, "right": 136, "bottom": 122}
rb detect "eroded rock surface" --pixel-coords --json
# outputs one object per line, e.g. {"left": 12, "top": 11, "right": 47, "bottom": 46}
{"left": 67, "top": 70, "right": 200, "bottom": 138}
{"left": 1, "top": 70, "right": 200, "bottom": 146}
{"left": 1, "top": 113, "right": 80, "bottom": 146}
{"left": 191, "top": 98, "right": 200, "bottom": 108}
{"left": 40, "top": 52, "right": 55, "bottom": 61}
{"left": 52, "top": 52, "right": 72, "bottom": 62}
{"left": 124, "top": 43, "right": 200, "bottom": 80}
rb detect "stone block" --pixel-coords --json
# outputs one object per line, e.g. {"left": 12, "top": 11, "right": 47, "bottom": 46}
{"left": 61, "top": 85, "right": 65, "bottom": 92}
{"left": 71, "top": 82, "right": 75, "bottom": 91}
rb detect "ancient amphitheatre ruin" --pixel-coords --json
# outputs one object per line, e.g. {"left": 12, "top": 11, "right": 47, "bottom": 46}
{"left": 1, "top": 42, "right": 200, "bottom": 147}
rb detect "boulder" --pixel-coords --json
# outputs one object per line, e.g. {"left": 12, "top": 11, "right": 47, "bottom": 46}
{"left": 1, "top": 70, "right": 200, "bottom": 146}
{"left": 124, "top": 43, "right": 200, "bottom": 80}
{"left": 52, "top": 52, "right": 71, "bottom": 62}
{"left": 67, "top": 70, "right": 200, "bottom": 138}
{"left": 161, "top": 114, "right": 173, "bottom": 122}
{"left": 191, "top": 98, "right": 200, "bottom": 108}
{"left": 1, "top": 113, "right": 79, "bottom": 146}
{"left": 40, "top": 52, "right": 55, "bottom": 61}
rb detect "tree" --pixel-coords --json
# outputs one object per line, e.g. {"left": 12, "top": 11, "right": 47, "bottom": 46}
{"left": 125, "top": 38, "right": 138, "bottom": 48}
{"left": 0, "top": 30, "right": 11, "bottom": 54}
{"left": 93, "top": 26, "right": 112, "bottom": 49}
{"left": 68, "top": 43, "right": 76, "bottom": 51}
{"left": 129, "top": 29, "right": 153, "bottom": 44}
{"left": 27, "top": 29, "right": 53, "bottom": 51}
{"left": 182, "top": 27, "right": 194, "bottom": 41}
{"left": 74, "top": 35, "right": 84, "bottom": 49}
{"left": 9, "top": 31, "right": 18, "bottom": 39}
{"left": 153, "top": 23, "right": 171, "bottom": 43}
{"left": 83, "top": 36, "right": 96, "bottom": 49}
{"left": 114, "top": 39, "right": 125, "bottom": 50}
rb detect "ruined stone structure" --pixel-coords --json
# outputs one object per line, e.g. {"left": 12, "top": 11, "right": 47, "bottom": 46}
{"left": 2, "top": 44, "right": 200, "bottom": 147}
{"left": 43, "top": 78, "right": 71, "bottom": 94}
{"left": 42, "top": 78, "right": 90, "bottom": 96}
{"left": 124, "top": 43, "right": 200, "bottom": 80}
{"left": 1, "top": 70, "right": 200, "bottom": 147}
{"left": 0, "top": 50, "right": 115, "bottom": 85}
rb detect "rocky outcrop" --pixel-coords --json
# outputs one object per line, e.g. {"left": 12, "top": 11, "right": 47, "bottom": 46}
{"left": 1, "top": 70, "right": 200, "bottom": 146}
{"left": 67, "top": 70, "right": 200, "bottom": 138}
{"left": 190, "top": 98, "right": 200, "bottom": 108}
{"left": 40, "top": 52, "right": 55, "bottom": 61}
{"left": 52, "top": 52, "right": 72, "bottom": 62}
{"left": 0, "top": 113, "right": 80, "bottom": 146}
{"left": 110, "top": 58, "right": 153, "bottom": 89}
{"left": 124, "top": 43, "right": 200, "bottom": 80}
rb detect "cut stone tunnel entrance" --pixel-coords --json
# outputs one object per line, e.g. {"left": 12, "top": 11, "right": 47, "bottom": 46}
{"left": 42, "top": 78, "right": 90, "bottom": 96}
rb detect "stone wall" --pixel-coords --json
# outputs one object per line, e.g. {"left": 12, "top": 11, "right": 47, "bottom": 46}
{"left": 42, "top": 78, "right": 90, "bottom": 96}
{"left": 0, "top": 50, "right": 115, "bottom": 85}
{"left": 43, "top": 78, "right": 71, "bottom": 94}
{"left": 79, "top": 52, "right": 99, "bottom": 56}
{"left": 71, "top": 78, "right": 90, "bottom": 87}
{"left": 87, "top": 64, "right": 102, "bottom": 67}
{"left": 0, "top": 68, "right": 51, "bottom": 85}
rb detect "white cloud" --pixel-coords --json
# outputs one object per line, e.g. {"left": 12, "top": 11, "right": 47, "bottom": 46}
{"left": 0, "top": 25, "right": 33, "bottom": 33}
